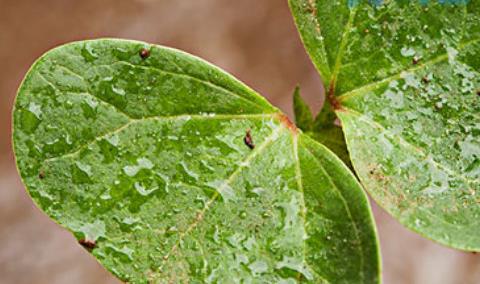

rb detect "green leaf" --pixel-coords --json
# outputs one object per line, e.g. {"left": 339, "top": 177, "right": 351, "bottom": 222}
{"left": 314, "top": 98, "right": 337, "bottom": 128}
{"left": 293, "top": 86, "right": 314, "bottom": 131}
{"left": 290, "top": 0, "right": 480, "bottom": 251}
{"left": 311, "top": 100, "right": 352, "bottom": 167}
{"left": 13, "top": 39, "right": 380, "bottom": 283}
{"left": 293, "top": 87, "right": 351, "bottom": 167}
{"left": 308, "top": 127, "right": 352, "bottom": 169}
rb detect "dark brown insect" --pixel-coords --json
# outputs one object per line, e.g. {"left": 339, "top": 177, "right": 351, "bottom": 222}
{"left": 412, "top": 56, "right": 420, "bottom": 65}
{"left": 38, "top": 171, "right": 45, "bottom": 179}
{"left": 139, "top": 48, "right": 150, "bottom": 59}
{"left": 78, "top": 238, "right": 96, "bottom": 250}
{"left": 476, "top": 90, "right": 480, "bottom": 97}
{"left": 244, "top": 129, "right": 255, "bottom": 150}
{"left": 422, "top": 76, "right": 430, "bottom": 84}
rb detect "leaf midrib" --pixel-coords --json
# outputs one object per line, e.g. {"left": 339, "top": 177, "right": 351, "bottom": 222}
{"left": 43, "top": 113, "right": 276, "bottom": 163}
{"left": 155, "top": 125, "right": 286, "bottom": 278}
{"left": 51, "top": 51, "right": 273, "bottom": 116}
{"left": 36, "top": 63, "right": 280, "bottom": 163}
{"left": 337, "top": 37, "right": 480, "bottom": 102}
{"left": 329, "top": 7, "right": 358, "bottom": 91}
{"left": 293, "top": 135, "right": 331, "bottom": 284}
{"left": 302, "top": 144, "right": 366, "bottom": 284}
{"left": 88, "top": 61, "right": 271, "bottom": 116}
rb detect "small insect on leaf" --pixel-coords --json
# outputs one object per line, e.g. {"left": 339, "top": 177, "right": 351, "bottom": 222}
{"left": 244, "top": 129, "right": 255, "bottom": 150}
{"left": 38, "top": 171, "right": 45, "bottom": 179}
{"left": 78, "top": 238, "right": 96, "bottom": 250}
{"left": 139, "top": 48, "right": 150, "bottom": 59}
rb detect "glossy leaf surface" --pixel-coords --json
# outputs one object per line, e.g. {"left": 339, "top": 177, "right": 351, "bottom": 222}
{"left": 290, "top": 0, "right": 480, "bottom": 250}
{"left": 13, "top": 39, "right": 380, "bottom": 283}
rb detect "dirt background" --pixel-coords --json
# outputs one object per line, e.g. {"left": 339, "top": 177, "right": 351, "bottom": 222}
{"left": 0, "top": 0, "right": 479, "bottom": 283}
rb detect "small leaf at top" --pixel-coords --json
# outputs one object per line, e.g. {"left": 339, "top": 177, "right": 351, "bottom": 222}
{"left": 293, "top": 86, "right": 314, "bottom": 131}
{"left": 290, "top": 0, "right": 480, "bottom": 251}
{"left": 13, "top": 39, "right": 380, "bottom": 283}
{"left": 310, "top": 99, "right": 352, "bottom": 166}
{"left": 309, "top": 126, "right": 352, "bottom": 169}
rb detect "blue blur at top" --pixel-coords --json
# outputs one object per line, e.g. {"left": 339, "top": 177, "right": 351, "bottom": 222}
{"left": 348, "top": 0, "right": 470, "bottom": 8}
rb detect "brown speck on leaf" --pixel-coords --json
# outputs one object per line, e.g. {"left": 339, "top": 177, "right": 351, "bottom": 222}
{"left": 139, "top": 48, "right": 150, "bottom": 59}
{"left": 305, "top": 0, "right": 317, "bottom": 16}
{"left": 412, "top": 57, "right": 420, "bottom": 65}
{"left": 476, "top": 90, "right": 480, "bottom": 97}
{"left": 38, "top": 171, "right": 45, "bottom": 179}
{"left": 364, "top": 29, "right": 370, "bottom": 34}
{"left": 244, "top": 129, "right": 255, "bottom": 150}
{"left": 78, "top": 238, "right": 96, "bottom": 250}
{"left": 422, "top": 76, "right": 430, "bottom": 84}
{"left": 196, "top": 212, "right": 204, "bottom": 222}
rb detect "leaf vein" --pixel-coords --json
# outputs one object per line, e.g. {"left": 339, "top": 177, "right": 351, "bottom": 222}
{"left": 39, "top": 65, "right": 135, "bottom": 120}
{"left": 338, "top": 38, "right": 480, "bottom": 101}
{"left": 330, "top": 7, "right": 358, "bottom": 90}
{"left": 342, "top": 107, "right": 479, "bottom": 187}
{"left": 302, "top": 145, "right": 365, "bottom": 284}
{"left": 96, "top": 60, "right": 268, "bottom": 114}
{"left": 157, "top": 126, "right": 286, "bottom": 272}
{"left": 43, "top": 113, "right": 275, "bottom": 163}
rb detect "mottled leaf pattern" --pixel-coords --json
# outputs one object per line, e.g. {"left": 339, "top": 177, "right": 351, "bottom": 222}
{"left": 13, "top": 40, "right": 380, "bottom": 283}
{"left": 290, "top": 0, "right": 480, "bottom": 250}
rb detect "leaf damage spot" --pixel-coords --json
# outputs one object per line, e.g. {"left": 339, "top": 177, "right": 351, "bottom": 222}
{"left": 244, "top": 129, "right": 255, "bottom": 150}
{"left": 367, "top": 164, "right": 389, "bottom": 183}
{"left": 305, "top": 0, "right": 320, "bottom": 34}
{"left": 139, "top": 48, "right": 150, "bottom": 59}
{"left": 412, "top": 56, "right": 420, "bottom": 65}
{"left": 306, "top": 0, "right": 318, "bottom": 17}
{"left": 78, "top": 238, "right": 96, "bottom": 250}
